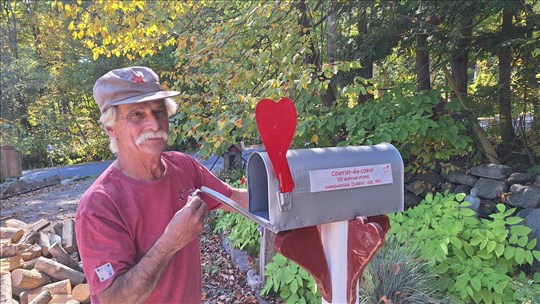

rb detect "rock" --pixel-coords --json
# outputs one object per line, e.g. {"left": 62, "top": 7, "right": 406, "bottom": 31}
{"left": 453, "top": 184, "right": 472, "bottom": 195}
{"left": 0, "top": 179, "right": 27, "bottom": 197}
{"left": 415, "top": 171, "right": 445, "bottom": 188}
{"left": 516, "top": 209, "right": 540, "bottom": 251}
{"left": 61, "top": 179, "right": 73, "bottom": 186}
{"left": 535, "top": 175, "right": 540, "bottom": 188}
{"left": 474, "top": 178, "right": 508, "bottom": 200}
{"left": 463, "top": 188, "right": 481, "bottom": 214}
{"left": 470, "top": 164, "right": 513, "bottom": 181}
{"left": 404, "top": 192, "right": 423, "bottom": 209}
{"left": 246, "top": 269, "right": 263, "bottom": 290}
{"left": 506, "top": 184, "right": 540, "bottom": 209}
{"left": 447, "top": 171, "right": 478, "bottom": 187}
{"left": 440, "top": 182, "right": 456, "bottom": 193}
{"left": 405, "top": 180, "right": 434, "bottom": 197}
{"left": 506, "top": 173, "right": 538, "bottom": 185}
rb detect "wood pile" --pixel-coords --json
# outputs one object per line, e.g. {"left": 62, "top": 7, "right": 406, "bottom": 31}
{"left": 1, "top": 219, "right": 90, "bottom": 304}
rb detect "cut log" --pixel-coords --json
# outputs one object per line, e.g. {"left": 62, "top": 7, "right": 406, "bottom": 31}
{"left": 48, "top": 243, "right": 82, "bottom": 272}
{"left": 0, "top": 272, "right": 12, "bottom": 304}
{"left": 20, "top": 245, "right": 42, "bottom": 261}
{"left": 11, "top": 269, "right": 51, "bottom": 290}
{"left": 34, "top": 257, "right": 86, "bottom": 286}
{"left": 22, "top": 258, "right": 39, "bottom": 270}
{"left": 5, "top": 219, "right": 27, "bottom": 229}
{"left": 21, "top": 279, "right": 72, "bottom": 303}
{"left": 1, "top": 227, "right": 24, "bottom": 242}
{"left": 72, "top": 284, "right": 90, "bottom": 303}
{"left": 18, "top": 220, "right": 50, "bottom": 245}
{"left": 52, "top": 223, "right": 63, "bottom": 239}
{"left": 61, "top": 220, "right": 76, "bottom": 254}
{"left": 1, "top": 255, "right": 24, "bottom": 272}
{"left": 28, "top": 293, "right": 75, "bottom": 304}
{"left": 28, "top": 290, "right": 51, "bottom": 304}
{"left": 1, "top": 242, "right": 31, "bottom": 258}
{"left": 25, "top": 220, "right": 50, "bottom": 232}
{"left": 38, "top": 233, "right": 50, "bottom": 258}
{"left": 18, "top": 231, "right": 39, "bottom": 246}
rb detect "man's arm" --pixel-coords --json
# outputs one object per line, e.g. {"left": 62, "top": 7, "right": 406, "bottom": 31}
{"left": 220, "top": 187, "right": 248, "bottom": 212}
{"left": 97, "top": 196, "right": 208, "bottom": 304}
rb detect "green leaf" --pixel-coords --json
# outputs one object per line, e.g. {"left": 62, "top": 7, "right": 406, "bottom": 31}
{"left": 504, "top": 216, "right": 523, "bottom": 225}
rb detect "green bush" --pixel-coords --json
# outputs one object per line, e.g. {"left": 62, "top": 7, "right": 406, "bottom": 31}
{"left": 212, "top": 209, "right": 260, "bottom": 256}
{"left": 389, "top": 192, "right": 540, "bottom": 303}
{"left": 261, "top": 253, "right": 321, "bottom": 304}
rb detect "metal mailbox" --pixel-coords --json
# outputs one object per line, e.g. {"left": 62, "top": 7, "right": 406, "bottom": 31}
{"left": 245, "top": 143, "right": 403, "bottom": 232}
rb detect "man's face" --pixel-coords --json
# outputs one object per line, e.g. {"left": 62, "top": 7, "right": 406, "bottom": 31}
{"left": 109, "top": 100, "right": 169, "bottom": 157}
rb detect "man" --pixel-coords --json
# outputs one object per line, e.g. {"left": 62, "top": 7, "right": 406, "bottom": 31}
{"left": 76, "top": 66, "right": 248, "bottom": 303}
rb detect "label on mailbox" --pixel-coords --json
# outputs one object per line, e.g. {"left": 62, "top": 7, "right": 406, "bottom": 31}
{"left": 309, "top": 163, "right": 393, "bottom": 193}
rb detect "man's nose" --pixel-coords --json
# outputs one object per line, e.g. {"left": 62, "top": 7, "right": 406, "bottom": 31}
{"left": 143, "top": 111, "right": 162, "bottom": 130}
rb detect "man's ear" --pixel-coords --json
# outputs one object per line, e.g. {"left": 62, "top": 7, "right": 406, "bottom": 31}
{"left": 104, "top": 125, "right": 116, "bottom": 138}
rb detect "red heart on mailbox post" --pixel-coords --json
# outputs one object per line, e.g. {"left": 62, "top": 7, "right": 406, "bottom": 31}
{"left": 255, "top": 98, "right": 297, "bottom": 193}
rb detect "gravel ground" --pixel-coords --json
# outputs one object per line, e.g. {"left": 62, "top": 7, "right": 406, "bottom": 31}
{"left": 0, "top": 178, "right": 276, "bottom": 303}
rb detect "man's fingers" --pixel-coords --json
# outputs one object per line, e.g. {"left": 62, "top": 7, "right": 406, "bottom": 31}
{"left": 187, "top": 194, "right": 207, "bottom": 212}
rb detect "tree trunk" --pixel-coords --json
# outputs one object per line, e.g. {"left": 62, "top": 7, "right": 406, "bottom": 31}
{"left": 450, "top": 19, "right": 472, "bottom": 98}
{"left": 498, "top": 6, "right": 516, "bottom": 146}
{"left": 416, "top": 32, "right": 431, "bottom": 92}
{"left": 357, "top": 5, "right": 373, "bottom": 104}
{"left": 322, "top": 0, "right": 338, "bottom": 107}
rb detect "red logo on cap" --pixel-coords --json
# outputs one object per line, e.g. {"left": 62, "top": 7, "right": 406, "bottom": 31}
{"left": 132, "top": 72, "right": 145, "bottom": 84}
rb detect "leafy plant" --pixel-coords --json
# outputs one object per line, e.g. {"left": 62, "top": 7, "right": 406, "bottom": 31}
{"left": 261, "top": 253, "right": 321, "bottom": 304}
{"left": 212, "top": 210, "right": 260, "bottom": 256}
{"left": 212, "top": 172, "right": 260, "bottom": 255}
{"left": 389, "top": 192, "right": 540, "bottom": 304}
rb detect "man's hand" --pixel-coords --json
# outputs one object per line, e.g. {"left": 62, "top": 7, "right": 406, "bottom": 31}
{"left": 162, "top": 194, "right": 208, "bottom": 252}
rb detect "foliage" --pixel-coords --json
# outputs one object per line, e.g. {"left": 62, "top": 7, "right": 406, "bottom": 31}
{"left": 212, "top": 210, "right": 260, "bottom": 256}
{"left": 359, "top": 236, "right": 448, "bottom": 304}
{"left": 211, "top": 172, "right": 259, "bottom": 255}
{"left": 261, "top": 253, "right": 321, "bottom": 304}
{"left": 389, "top": 192, "right": 540, "bottom": 304}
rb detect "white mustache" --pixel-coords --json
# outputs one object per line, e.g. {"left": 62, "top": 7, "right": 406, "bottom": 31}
{"left": 135, "top": 130, "right": 169, "bottom": 146}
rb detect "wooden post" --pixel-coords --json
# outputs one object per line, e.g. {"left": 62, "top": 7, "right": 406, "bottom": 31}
{"left": 259, "top": 228, "right": 277, "bottom": 280}
{"left": 34, "top": 257, "right": 86, "bottom": 286}
{"left": 320, "top": 221, "right": 358, "bottom": 304}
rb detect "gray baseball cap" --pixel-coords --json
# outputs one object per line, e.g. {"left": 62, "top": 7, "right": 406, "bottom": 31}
{"left": 93, "top": 66, "right": 180, "bottom": 113}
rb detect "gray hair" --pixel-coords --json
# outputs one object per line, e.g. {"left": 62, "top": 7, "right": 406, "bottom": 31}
{"left": 100, "top": 98, "right": 178, "bottom": 154}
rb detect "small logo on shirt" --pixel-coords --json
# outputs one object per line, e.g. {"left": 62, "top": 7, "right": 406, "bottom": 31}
{"left": 179, "top": 188, "right": 196, "bottom": 201}
{"left": 95, "top": 262, "right": 115, "bottom": 282}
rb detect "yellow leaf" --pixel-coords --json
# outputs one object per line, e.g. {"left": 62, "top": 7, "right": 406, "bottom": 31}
{"left": 310, "top": 134, "right": 319, "bottom": 143}
{"left": 218, "top": 117, "right": 227, "bottom": 131}
{"left": 234, "top": 118, "right": 243, "bottom": 128}
{"left": 68, "top": 21, "right": 75, "bottom": 31}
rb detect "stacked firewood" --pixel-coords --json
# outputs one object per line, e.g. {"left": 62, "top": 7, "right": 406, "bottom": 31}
{"left": 0, "top": 219, "right": 90, "bottom": 304}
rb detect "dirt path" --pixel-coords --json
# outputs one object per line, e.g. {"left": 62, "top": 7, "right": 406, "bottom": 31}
{"left": 0, "top": 178, "right": 269, "bottom": 303}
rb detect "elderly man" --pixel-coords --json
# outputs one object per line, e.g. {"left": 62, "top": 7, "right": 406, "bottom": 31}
{"left": 76, "top": 66, "right": 248, "bottom": 303}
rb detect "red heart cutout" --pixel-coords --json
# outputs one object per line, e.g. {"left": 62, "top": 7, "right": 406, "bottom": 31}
{"left": 255, "top": 98, "right": 297, "bottom": 193}
{"left": 274, "top": 226, "right": 332, "bottom": 302}
{"left": 347, "top": 216, "right": 388, "bottom": 304}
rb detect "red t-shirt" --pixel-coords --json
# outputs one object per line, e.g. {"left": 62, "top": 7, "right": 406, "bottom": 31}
{"left": 75, "top": 152, "right": 232, "bottom": 303}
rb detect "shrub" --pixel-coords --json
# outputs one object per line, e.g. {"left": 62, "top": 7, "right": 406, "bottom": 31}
{"left": 389, "top": 191, "right": 540, "bottom": 304}
{"left": 261, "top": 253, "right": 321, "bottom": 304}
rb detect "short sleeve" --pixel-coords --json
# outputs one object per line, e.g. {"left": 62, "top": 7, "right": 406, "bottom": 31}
{"left": 184, "top": 155, "right": 233, "bottom": 210}
{"left": 75, "top": 192, "right": 136, "bottom": 296}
